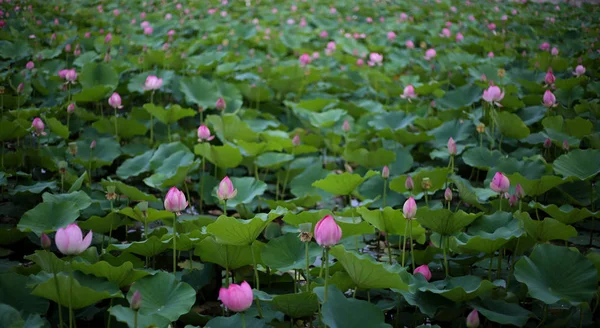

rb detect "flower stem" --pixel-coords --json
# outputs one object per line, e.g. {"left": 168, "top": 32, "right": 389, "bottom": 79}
{"left": 69, "top": 258, "right": 74, "bottom": 328}
{"left": 386, "top": 232, "right": 392, "bottom": 265}
{"left": 114, "top": 108, "right": 118, "bottom": 140}
{"left": 305, "top": 242, "right": 310, "bottom": 292}
{"left": 200, "top": 155, "right": 205, "bottom": 213}
{"left": 224, "top": 245, "right": 230, "bottom": 287}
{"left": 150, "top": 92, "right": 155, "bottom": 144}
{"left": 401, "top": 220, "right": 409, "bottom": 267}
{"left": 133, "top": 311, "right": 138, "bottom": 328}
{"left": 51, "top": 257, "right": 64, "bottom": 328}
{"left": 324, "top": 248, "right": 330, "bottom": 303}
{"left": 241, "top": 312, "right": 246, "bottom": 328}
{"left": 172, "top": 213, "right": 177, "bottom": 274}
{"left": 88, "top": 149, "right": 93, "bottom": 186}
{"left": 409, "top": 221, "right": 415, "bottom": 271}
{"left": 251, "top": 242, "right": 260, "bottom": 290}
{"left": 442, "top": 236, "right": 449, "bottom": 277}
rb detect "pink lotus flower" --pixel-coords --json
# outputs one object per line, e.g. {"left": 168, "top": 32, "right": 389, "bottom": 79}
{"left": 292, "top": 135, "right": 301, "bottom": 146}
{"left": 165, "top": 13, "right": 173, "bottom": 20}
{"left": 32, "top": 117, "right": 46, "bottom": 136}
{"left": 382, "top": 166, "right": 390, "bottom": 179}
{"left": 403, "top": 197, "right": 417, "bottom": 220}
{"left": 482, "top": 86, "right": 504, "bottom": 106}
{"left": 540, "top": 42, "right": 550, "bottom": 51}
{"left": 515, "top": 184, "right": 525, "bottom": 199}
{"left": 444, "top": 188, "right": 453, "bottom": 201}
{"left": 84, "top": 32, "right": 91, "bottom": 38}
{"left": 543, "top": 138, "right": 552, "bottom": 148}
{"left": 466, "top": 309, "right": 480, "bottom": 328}
{"left": 413, "top": 264, "right": 432, "bottom": 281}
{"left": 544, "top": 69, "right": 555, "bottom": 85}
{"left": 401, "top": 85, "right": 416, "bottom": 100}
{"left": 218, "top": 176, "right": 237, "bottom": 201}
{"left": 144, "top": 75, "right": 163, "bottom": 90}
{"left": 369, "top": 53, "right": 383, "bottom": 65}
{"left": 219, "top": 281, "right": 253, "bottom": 312}
{"left": 509, "top": 194, "right": 518, "bottom": 207}
{"left": 130, "top": 290, "right": 142, "bottom": 310}
{"left": 488, "top": 52, "right": 494, "bottom": 58}
{"left": 487, "top": 23, "right": 496, "bottom": 31}
{"left": 104, "top": 33, "right": 112, "bottom": 44}
{"left": 573, "top": 65, "right": 585, "bottom": 77}
{"left": 440, "top": 28, "right": 451, "bottom": 38}
{"left": 113, "top": 9, "right": 120, "bottom": 16}
{"left": 197, "top": 125, "right": 215, "bottom": 142}
{"left": 342, "top": 119, "right": 350, "bottom": 132}
{"left": 490, "top": 172, "right": 510, "bottom": 193}
{"left": 17, "top": 83, "right": 24, "bottom": 94}
{"left": 319, "top": 30, "right": 328, "bottom": 38}
{"left": 542, "top": 90, "right": 557, "bottom": 107}
{"left": 67, "top": 103, "right": 75, "bottom": 113}
{"left": 424, "top": 48, "right": 436, "bottom": 60}
{"left": 299, "top": 53, "right": 311, "bottom": 66}
{"left": 405, "top": 176, "right": 414, "bottom": 190}
{"left": 164, "top": 187, "right": 188, "bottom": 214}
{"left": 143, "top": 27, "right": 153, "bottom": 35}
{"left": 312, "top": 52, "right": 320, "bottom": 59}
{"left": 455, "top": 33, "right": 464, "bottom": 42}
{"left": 41, "top": 233, "right": 52, "bottom": 249}
{"left": 356, "top": 58, "right": 364, "bottom": 66}
{"left": 215, "top": 97, "right": 226, "bottom": 110}
{"left": 140, "top": 21, "right": 150, "bottom": 28}
{"left": 447, "top": 137, "right": 457, "bottom": 155}
{"left": 55, "top": 223, "right": 93, "bottom": 255}
{"left": 26, "top": 61, "right": 34, "bottom": 70}
{"left": 387, "top": 31, "right": 396, "bottom": 40}
{"left": 90, "top": 140, "right": 96, "bottom": 149}
{"left": 551, "top": 47, "right": 559, "bottom": 56}
{"left": 108, "top": 92, "right": 122, "bottom": 109}
{"left": 327, "top": 41, "right": 336, "bottom": 51}
{"left": 405, "top": 40, "right": 415, "bottom": 49}
{"left": 314, "top": 215, "right": 342, "bottom": 247}
{"left": 562, "top": 139, "right": 569, "bottom": 151}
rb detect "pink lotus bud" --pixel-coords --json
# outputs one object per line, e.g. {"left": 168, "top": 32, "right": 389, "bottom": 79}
{"left": 403, "top": 197, "right": 417, "bottom": 220}
{"left": 17, "top": 82, "right": 24, "bottom": 94}
{"left": 406, "top": 40, "right": 415, "bottom": 48}
{"left": 444, "top": 188, "right": 452, "bottom": 202}
{"left": 327, "top": 41, "right": 336, "bottom": 51}
{"left": 164, "top": 187, "right": 188, "bottom": 214}
{"left": 401, "top": 85, "right": 416, "bottom": 100}
{"left": 108, "top": 92, "right": 122, "bottom": 109}
{"left": 165, "top": 13, "right": 173, "bottom": 20}
{"left": 140, "top": 12, "right": 146, "bottom": 19}
{"left": 299, "top": 53, "right": 311, "bottom": 66}
{"left": 551, "top": 47, "right": 559, "bottom": 56}
{"left": 482, "top": 86, "right": 504, "bottom": 105}
{"left": 292, "top": 135, "right": 301, "bottom": 146}
{"left": 84, "top": 32, "right": 91, "bottom": 38}
{"left": 543, "top": 138, "right": 552, "bottom": 148}
{"left": 440, "top": 28, "right": 451, "bottom": 38}
{"left": 113, "top": 9, "right": 120, "bottom": 16}
{"left": 413, "top": 264, "right": 432, "bottom": 281}
{"left": 314, "top": 215, "right": 342, "bottom": 247}
{"left": 542, "top": 90, "right": 556, "bottom": 107}
{"left": 26, "top": 61, "right": 34, "bottom": 70}
{"left": 219, "top": 281, "right": 253, "bottom": 312}
{"left": 455, "top": 32, "right": 464, "bottom": 42}
{"left": 509, "top": 194, "right": 518, "bottom": 207}
{"left": 217, "top": 176, "right": 237, "bottom": 201}
{"left": 540, "top": 42, "right": 550, "bottom": 51}
{"left": 356, "top": 58, "right": 364, "bottom": 66}
{"left": 144, "top": 26, "right": 153, "bottom": 35}
{"left": 466, "top": 309, "right": 480, "bottom": 328}
{"left": 487, "top": 23, "right": 496, "bottom": 31}
{"left": 312, "top": 51, "right": 320, "bottom": 59}
{"left": 197, "top": 125, "right": 215, "bottom": 142}
{"left": 382, "top": 166, "right": 389, "bottom": 179}
{"left": 55, "top": 223, "right": 92, "bottom": 255}
{"left": 562, "top": 139, "right": 569, "bottom": 151}
{"left": 144, "top": 75, "right": 163, "bottom": 90}
{"left": 573, "top": 65, "right": 585, "bottom": 77}
{"left": 130, "top": 290, "right": 142, "bottom": 311}
{"left": 215, "top": 97, "right": 226, "bottom": 110}
{"left": 342, "top": 119, "right": 350, "bottom": 132}
{"left": 65, "top": 69, "right": 77, "bottom": 82}
{"left": 41, "top": 233, "right": 52, "bottom": 249}
{"left": 488, "top": 52, "right": 494, "bottom": 58}
{"left": 405, "top": 176, "right": 414, "bottom": 190}
{"left": 90, "top": 140, "right": 96, "bottom": 149}
{"left": 67, "top": 103, "right": 75, "bottom": 113}
{"left": 387, "top": 31, "right": 396, "bottom": 40}
{"left": 490, "top": 172, "right": 510, "bottom": 193}
{"left": 424, "top": 48, "right": 436, "bottom": 61}
{"left": 65, "top": 44, "right": 72, "bottom": 53}
{"left": 447, "top": 137, "right": 457, "bottom": 155}
{"left": 515, "top": 184, "right": 525, "bottom": 199}
{"left": 32, "top": 117, "right": 46, "bottom": 136}
{"left": 104, "top": 33, "right": 112, "bottom": 44}
{"left": 544, "top": 68, "right": 555, "bottom": 85}
{"left": 369, "top": 52, "right": 383, "bottom": 65}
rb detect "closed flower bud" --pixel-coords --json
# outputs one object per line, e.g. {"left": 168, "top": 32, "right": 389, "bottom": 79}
{"left": 41, "top": 233, "right": 52, "bottom": 249}
{"left": 90, "top": 140, "right": 96, "bottom": 149}
{"left": 403, "top": 197, "right": 417, "bottom": 220}
{"left": 447, "top": 137, "right": 457, "bottom": 155}
{"left": 217, "top": 176, "right": 237, "bottom": 201}
{"left": 342, "top": 119, "right": 350, "bottom": 132}
{"left": 562, "top": 139, "right": 569, "bottom": 151}
{"left": 215, "top": 97, "right": 226, "bottom": 110}
{"left": 405, "top": 176, "right": 414, "bottom": 190}
{"left": 490, "top": 172, "right": 510, "bottom": 193}
{"left": 130, "top": 290, "right": 142, "bottom": 311}
{"left": 466, "top": 309, "right": 480, "bottom": 328}
{"left": 382, "top": 166, "right": 389, "bottom": 179}
{"left": 108, "top": 92, "right": 122, "bottom": 109}
{"left": 67, "top": 103, "right": 76, "bottom": 113}
{"left": 314, "top": 215, "right": 342, "bottom": 247}
{"left": 292, "top": 135, "right": 301, "bottom": 146}
{"left": 543, "top": 138, "right": 552, "bottom": 148}
{"left": 515, "top": 184, "right": 525, "bottom": 199}
{"left": 413, "top": 264, "right": 431, "bottom": 281}
{"left": 164, "top": 187, "right": 188, "bottom": 214}
{"left": 219, "top": 281, "right": 253, "bottom": 312}
{"left": 444, "top": 188, "right": 452, "bottom": 202}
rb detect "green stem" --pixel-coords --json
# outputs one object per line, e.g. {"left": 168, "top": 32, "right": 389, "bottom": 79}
{"left": 590, "top": 181, "right": 595, "bottom": 246}
{"left": 133, "top": 311, "right": 138, "bottom": 328}
{"left": 69, "top": 258, "right": 74, "bottom": 328}
{"left": 409, "top": 221, "right": 415, "bottom": 271}
{"left": 281, "top": 149, "right": 295, "bottom": 201}
{"left": 324, "top": 248, "right": 330, "bottom": 303}
{"left": 251, "top": 243, "right": 260, "bottom": 290}
{"left": 241, "top": 312, "right": 246, "bottom": 328}
{"left": 52, "top": 258, "right": 64, "bottom": 328}
{"left": 386, "top": 232, "right": 392, "bottom": 265}
{"left": 401, "top": 220, "right": 409, "bottom": 267}
{"left": 424, "top": 192, "right": 429, "bottom": 207}
{"left": 61, "top": 174, "right": 64, "bottom": 193}
{"left": 150, "top": 92, "right": 155, "bottom": 144}
{"left": 349, "top": 196, "right": 358, "bottom": 251}
{"left": 318, "top": 248, "right": 325, "bottom": 278}
{"left": 88, "top": 149, "right": 93, "bottom": 186}
{"left": 305, "top": 242, "right": 310, "bottom": 292}
{"left": 382, "top": 180, "right": 387, "bottom": 208}
{"left": 442, "top": 236, "right": 449, "bottom": 277}
{"left": 488, "top": 255, "right": 493, "bottom": 281}
{"left": 189, "top": 250, "right": 193, "bottom": 271}
{"left": 67, "top": 114, "right": 70, "bottom": 140}
{"left": 224, "top": 245, "right": 230, "bottom": 287}
{"left": 107, "top": 299, "right": 113, "bottom": 328}
{"left": 497, "top": 248, "right": 503, "bottom": 280}
{"left": 200, "top": 155, "right": 205, "bottom": 213}
{"left": 499, "top": 196, "right": 503, "bottom": 212}
{"left": 172, "top": 214, "right": 177, "bottom": 274}
{"left": 113, "top": 108, "right": 118, "bottom": 140}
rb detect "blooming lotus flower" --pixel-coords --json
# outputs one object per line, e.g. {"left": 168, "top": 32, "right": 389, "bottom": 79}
{"left": 413, "top": 264, "right": 432, "bottom": 281}
{"left": 466, "top": 309, "right": 480, "bottom": 328}
{"left": 424, "top": 48, "right": 436, "bottom": 60}
{"left": 387, "top": 31, "right": 396, "bottom": 40}
{"left": 219, "top": 281, "right": 253, "bottom": 312}
{"left": 540, "top": 42, "right": 550, "bottom": 51}
{"left": 26, "top": 61, "right": 34, "bottom": 70}
{"left": 108, "top": 92, "right": 122, "bottom": 109}
{"left": 405, "top": 176, "right": 414, "bottom": 190}
{"left": 406, "top": 40, "right": 415, "bottom": 48}
{"left": 401, "top": 85, "right": 416, "bottom": 100}
{"left": 164, "top": 187, "right": 188, "bottom": 214}
{"left": 488, "top": 23, "right": 496, "bottom": 31}
{"left": 455, "top": 32, "right": 464, "bottom": 42}
{"left": 144, "top": 75, "right": 163, "bottom": 90}
{"left": 197, "top": 125, "right": 215, "bottom": 142}
{"left": 444, "top": 188, "right": 452, "bottom": 201}
{"left": 143, "top": 27, "right": 153, "bottom": 35}
{"left": 369, "top": 53, "right": 383, "bottom": 65}
{"left": 573, "top": 65, "right": 585, "bottom": 77}
{"left": 218, "top": 176, "right": 237, "bottom": 201}
{"left": 447, "top": 137, "right": 457, "bottom": 155}
{"left": 326, "top": 41, "right": 336, "bottom": 51}
{"left": 55, "top": 223, "right": 93, "bottom": 255}
{"left": 314, "top": 215, "right": 342, "bottom": 247}
{"left": 482, "top": 86, "right": 504, "bottom": 106}
{"left": 488, "top": 52, "right": 494, "bottom": 58}
{"left": 490, "top": 172, "right": 510, "bottom": 193}
{"left": 32, "top": 117, "right": 46, "bottom": 136}
{"left": 542, "top": 90, "right": 557, "bottom": 107}
{"left": 299, "top": 53, "right": 311, "bottom": 66}
{"left": 545, "top": 68, "right": 555, "bottom": 85}
{"left": 403, "top": 197, "right": 417, "bottom": 220}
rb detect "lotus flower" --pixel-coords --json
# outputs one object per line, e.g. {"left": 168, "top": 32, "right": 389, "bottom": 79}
{"left": 217, "top": 176, "right": 237, "bottom": 201}
{"left": 67, "top": 103, "right": 75, "bottom": 113}
{"left": 55, "top": 223, "right": 92, "bottom": 255}
{"left": 447, "top": 137, "right": 457, "bottom": 155}
{"left": 130, "top": 290, "right": 142, "bottom": 311}
{"left": 382, "top": 166, "right": 389, "bottom": 179}
{"left": 164, "top": 187, "right": 188, "bottom": 214}
{"left": 314, "top": 215, "right": 342, "bottom": 247}
{"left": 292, "top": 135, "right": 301, "bottom": 146}
{"left": 482, "top": 86, "right": 504, "bottom": 106}
{"left": 401, "top": 85, "right": 416, "bottom": 100}
{"left": 215, "top": 97, "right": 226, "bottom": 110}
{"left": 444, "top": 188, "right": 452, "bottom": 201}
{"left": 573, "top": 65, "right": 585, "bottom": 77}
{"left": 299, "top": 53, "right": 311, "bottom": 66}
{"left": 32, "top": 117, "right": 46, "bottom": 136}
{"left": 406, "top": 40, "right": 415, "bottom": 48}
{"left": 515, "top": 184, "right": 525, "bottom": 198}
{"left": 466, "top": 309, "right": 480, "bottom": 328}
{"left": 455, "top": 32, "right": 464, "bottom": 42}
{"left": 405, "top": 176, "right": 414, "bottom": 190}
{"left": 144, "top": 75, "right": 163, "bottom": 90}
{"left": 551, "top": 47, "right": 559, "bottom": 56}
{"left": 197, "top": 125, "right": 215, "bottom": 142}
{"left": 424, "top": 48, "right": 436, "bottom": 60}
{"left": 542, "top": 90, "right": 557, "bottom": 107}
{"left": 26, "top": 61, "right": 34, "bottom": 70}
{"left": 369, "top": 52, "right": 383, "bottom": 65}
{"left": 490, "top": 172, "right": 510, "bottom": 193}
{"left": 387, "top": 31, "right": 396, "bottom": 40}
{"left": 41, "top": 233, "right": 52, "bottom": 249}
{"left": 545, "top": 68, "right": 555, "bottom": 85}
{"left": 219, "top": 281, "right": 253, "bottom": 312}
{"left": 108, "top": 92, "right": 122, "bottom": 109}
{"left": 413, "top": 264, "right": 432, "bottom": 281}
{"left": 403, "top": 197, "right": 417, "bottom": 220}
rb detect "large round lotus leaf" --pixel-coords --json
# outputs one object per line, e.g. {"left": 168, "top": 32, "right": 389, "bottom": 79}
{"left": 205, "top": 114, "right": 258, "bottom": 142}
{"left": 205, "top": 313, "right": 267, "bottom": 328}
{"left": 451, "top": 175, "right": 497, "bottom": 210}
{"left": 17, "top": 200, "right": 80, "bottom": 236}
{"left": 118, "top": 207, "right": 173, "bottom": 224}
{"left": 261, "top": 233, "right": 321, "bottom": 272}
{"left": 470, "top": 299, "right": 532, "bottom": 327}
{"left": 0, "top": 304, "right": 25, "bottom": 328}
{"left": 107, "top": 236, "right": 169, "bottom": 257}
{"left": 312, "top": 171, "right": 377, "bottom": 196}
{"left": 195, "top": 237, "right": 263, "bottom": 270}
{"left": 109, "top": 305, "right": 170, "bottom": 328}
{"left": 30, "top": 272, "right": 122, "bottom": 309}
{"left": 194, "top": 143, "right": 244, "bottom": 169}
{"left": 417, "top": 275, "right": 495, "bottom": 303}
{"left": 142, "top": 104, "right": 196, "bottom": 125}
{"left": 462, "top": 148, "right": 504, "bottom": 170}
{"left": 357, "top": 207, "right": 426, "bottom": 237}
{"left": 553, "top": 149, "right": 600, "bottom": 180}
{"left": 128, "top": 272, "right": 196, "bottom": 322}
{"left": 71, "top": 260, "right": 149, "bottom": 288}
{"left": 514, "top": 244, "right": 598, "bottom": 305}
{"left": 506, "top": 173, "right": 569, "bottom": 196}
{"left": 343, "top": 148, "right": 396, "bottom": 168}
{"left": 255, "top": 152, "right": 294, "bottom": 169}
{"left": 45, "top": 117, "right": 69, "bottom": 139}
{"left": 329, "top": 245, "right": 408, "bottom": 291}
{"left": 271, "top": 292, "right": 319, "bottom": 318}
{"left": 0, "top": 272, "right": 49, "bottom": 315}
{"left": 99, "top": 180, "right": 158, "bottom": 202}
{"left": 92, "top": 117, "right": 148, "bottom": 139}
{"left": 416, "top": 208, "right": 482, "bottom": 236}
{"left": 116, "top": 150, "right": 154, "bottom": 179}
{"left": 72, "top": 137, "right": 122, "bottom": 169}
{"left": 496, "top": 111, "right": 530, "bottom": 139}
{"left": 515, "top": 211, "right": 577, "bottom": 243}
{"left": 454, "top": 212, "right": 524, "bottom": 254}
{"left": 206, "top": 214, "right": 276, "bottom": 246}
{"left": 314, "top": 286, "right": 391, "bottom": 328}
{"left": 528, "top": 202, "right": 593, "bottom": 225}
{"left": 79, "top": 62, "right": 118, "bottom": 89}
{"left": 77, "top": 212, "right": 125, "bottom": 234}
{"left": 389, "top": 168, "right": 450, "bottom": 195}
{"left": 41, "top": 191, "right": 92, "bottom": 211}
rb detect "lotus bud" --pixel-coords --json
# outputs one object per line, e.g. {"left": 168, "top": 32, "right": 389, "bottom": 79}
{"left": 55, "top": 223, "right": 92, "bottom": 255}
{"left": 545, "top": 68, "right": 555, "bottom": 85}
{"left": 26, "top": 61, "right": 35, "bottom": 70}
{"left": 444, "top": 188, "right": 452, "bottom": 202}
{"left": 447, "top": 137, "right": 457, "bottom": 155}
{"left": 41, "top": 233, "right": 52, "bottom": 249}
{"left": 164, "top": 187, "right": 188, "bottom": 214}
{"left": 562, "top": 139, "right": 569, "bottom": 151}
{"left": 108, "top": 92, "right": 122, "bottom": 109}
{"left": 543, "top": 138, "right": 552, "bottom": 148}
{"left": 217, "top": 176, "right": 237, "bottom": 201}
{"left": 67, "top": 103, "right": 76, "bottom": 113}
{"left": 403, "top": 196, "right": 417, "bottom": 220}
{"left": 413, "top": 264, "right": 432, "bottom": 281}
{"left": 421, "top": 177, "right": 432, "bottom": 190}
{"left": 490, "top": 172, "right": 510, "bottom": 193}
{"left": 405, "top": 176, "right": 414, "bottom": 190}
{"left": 32, "top": 117, "right": 46, "bottom": 136}
{"left": 543, "top": 90, "right": 556, "bottom": 107}
{"left": 515, "top": 184, "right": 525, "bottom": 199}
{"left": 219, "top": 281, "right": 253, "bottom": 312}
{"left": 342, "top": 119, "right": 350, "bottom": 132}
{"left": 130, "top": 290, "right": 142, "bottom": 311}
{"left": 314, "top": 215, "right": 342, "bottom": 247}
{"left": 466, "top": 309, "right": 480, "bottom": 328}
{"left": 292, "top": 135, "right": 301, "bottom": 146}
{"left": 90, "top": 140, "right": 96, "bottom": 149}
{"left": 509, "top": 194, "right": 518, "bottom": 207}
{"left": 215, "top": 97, "right": 226, "bottom": 110}
{"left": 382, "top": 166, "right": 389, "bottom": 179}
{"left": 197, "top": 125, "right": 215, "bottom": 142}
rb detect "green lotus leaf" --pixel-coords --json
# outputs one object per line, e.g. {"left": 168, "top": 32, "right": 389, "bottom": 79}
{"left": 282, "top": 209, "right": 375, "bottom": 240}
{"left": 462, "top": 148, "right": 504, "bottom": 170}
{"left": 515, "top": 211, "right": 577, "bottom": 242}
{"left": 261, "top": 233, "right": 321, "bottom": 272}
{"left": 107, "top": 236, "right": 169, "bottom": 257}
{"left": 389, "top": 168, "right": 450, "bottom": 195}
{"left": 357, "top": 207, "right": 426, "bottom": 238}
{"left": 195, "top": 236, "right": 262, "bottom": 270}
{"left": 71, "top": 260, "right": 149, "bottom": 288}
{"left": 314, "top": 286, "right": 391, "bottom": 328}
{"left": 255, "top": 152, "right": 294, "bottom": 169}
{"left": 343, "top": 148, "right": 396, "bottom": 168}
{"left": 100, "top": 180, "right": 158, "bottom": 202}
{"left": 116, "top": 150, "right": 154, "bottom": 179}
{"left": 45, "top": 117, "right": 69, "bottom": 139}
{"left": 416, "top": 208, "right": 482, "bottom": 236}
{"left": 109, "top": 305, "right": 170, "bottom": 328}
{"left": 194, "top": 143, "right": 244, "bottom": 169}
{"left": 313, "top": 171, "right": 377, "bottom": 196}
{"left": 92, "top": 117, "right": 148, "bottom": 139}
{"left": 506, "top": 173, "right": 568, "bottom": 196}
{"left": 470, "top": 299, "right": 532, "bottom": 327}
{"left": 417, "top": 275, "right": 495, "bottom": 302}
{"left": 207, "top": 214, "right": 277, "bottom": 246}
{"left": 528, "top": 202, "right": 593, "bottom": 225}
{"left": 17, "top": 201, "right": 80, "bottom": 236}
{"left": 271, "top": 292, "right": 319, "bottom": 318}
{"left": 496, "top": 111, "right": 530, "bottom": 139}
{"left": 0, "top": 272, "right": 49, "bottom": 315}
{"left": 79, "top": 62, "right": 118, "bottom": 89}
{"left": 454, "top": 212, "right": 524, "bottom": 254}
{"left": 205, "top": 313, "right": 267, "bottom": 328}
{"left": 553, "top": 149, "right": 600, "bottom": 180}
